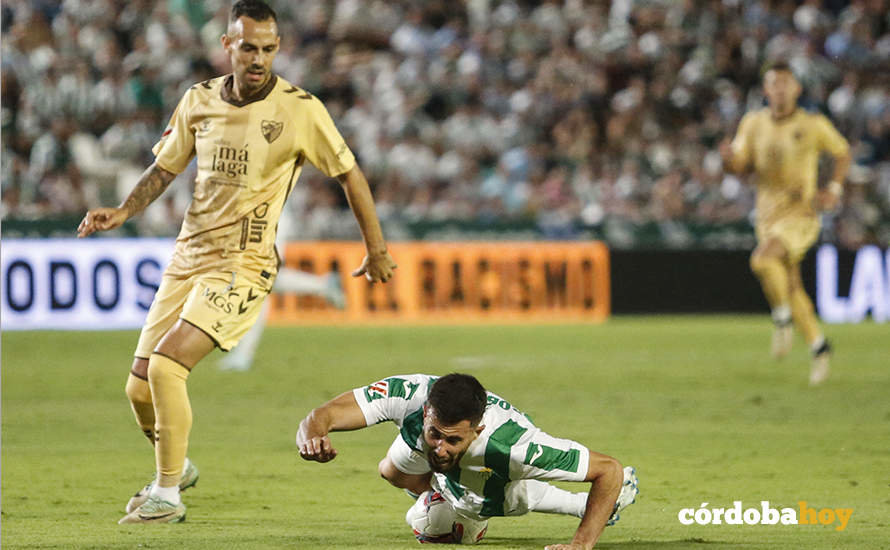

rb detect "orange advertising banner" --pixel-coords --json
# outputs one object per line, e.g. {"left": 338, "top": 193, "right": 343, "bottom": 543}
{"left": 268, "top": 242, "right": 610, "bottom": 324}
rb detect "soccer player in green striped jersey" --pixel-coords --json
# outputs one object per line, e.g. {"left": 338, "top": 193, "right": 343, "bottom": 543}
{"left": 297, "top": 373, "right": 638, "bottom": 549}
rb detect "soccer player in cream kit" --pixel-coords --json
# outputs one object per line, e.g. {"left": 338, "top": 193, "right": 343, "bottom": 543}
{"left": 721, "top": 61, "right": 850, "bottom": 386}
{"left": 78, "top": 0, "right": 396, "bottom": 523}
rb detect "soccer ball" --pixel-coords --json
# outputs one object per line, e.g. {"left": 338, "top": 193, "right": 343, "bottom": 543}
{"left": 406, "top": 490, "right": 488, "bottom": 545}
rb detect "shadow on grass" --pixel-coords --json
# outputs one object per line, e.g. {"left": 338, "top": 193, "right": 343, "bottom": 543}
{"left": 484, "top": 537, "right": 736, "bottom": 549}
{"left": 599, "top": 539, "right": 739, "bottom": 548}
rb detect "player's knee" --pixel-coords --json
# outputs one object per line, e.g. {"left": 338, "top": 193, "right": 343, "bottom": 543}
{"left": 749, "top": 253, "right": 765, "bottom": 274}
{"left": 378, "top": 457, "right": 400, "bottom": 485}
{"left": 749, "top": 253, "right": 777, "bottom": 275}
{"left": 147, "top": 354, "right": 190, "bottom": 384}
{"left": 596, "top": 454, "right": 624, "bottom": 492}
{"left": 125, "top": 372, "right": 151, "bottom": 405}
{"left": 606, "top": 456, "right": 624, "bottom": 484}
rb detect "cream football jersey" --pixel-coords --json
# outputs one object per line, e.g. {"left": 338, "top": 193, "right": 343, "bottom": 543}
{"left": 152, "top": 74, "right": 356, "bottom": 277}
{"left": 730, "top": 108, "right": 849, "bottom": 229}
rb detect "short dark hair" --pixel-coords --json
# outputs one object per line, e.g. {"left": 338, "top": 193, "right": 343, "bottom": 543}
{"left": 230, "top": 0, "right": 277, "bottom": 25}
{"left": 427, "top": 373, "right": 488, "bottom": 426}
{"left": 763, "top": 60, "right": 794, "bottom": 78}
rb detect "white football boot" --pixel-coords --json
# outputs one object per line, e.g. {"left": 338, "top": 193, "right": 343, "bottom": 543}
{"left": 119, "top": 495, "right": 185, "bottom": 524}
{"left": 125, "top": 460, "right": 199, "bottom": 514}
{"left": 608, "top": 466, "right": 639, "bottom": 526}
{"left": 809, "top": 340, "right": 831, "bottom": 386}
{"left": 771, "top": 323, "right": 793, "bottom": 359}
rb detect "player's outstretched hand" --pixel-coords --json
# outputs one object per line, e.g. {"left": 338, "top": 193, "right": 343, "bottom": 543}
{"left": 299, "top": 435, "right": 338, "bottom": 463}
{"left": 352, "top": 249, "right": 397, "bottom": 283}
{"left": 544, "top": 544, "right": 590, "bottom": 550}
{"left": 77, "top": 207, "right": 129, "bottom": 237}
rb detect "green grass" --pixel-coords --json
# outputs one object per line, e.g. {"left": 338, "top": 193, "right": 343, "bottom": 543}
{"left": 2, "top": 316, "right": 889, "bottom": 549}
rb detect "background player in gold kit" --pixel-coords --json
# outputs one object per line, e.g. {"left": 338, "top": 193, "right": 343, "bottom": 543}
{"left": 77, "top": 0, "right": 396, "bottom": 523}
{"left": 720, "top": 61, "right": 850, "bottom": 386}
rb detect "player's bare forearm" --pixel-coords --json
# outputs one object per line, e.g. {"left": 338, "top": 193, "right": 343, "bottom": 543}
{"left": 77, "top": 163, "right": 177, "bottom": 237}
{"left": 338, "top": 166, "right": 397, "bottom": 282}
{"left": 338, "top": 166, "right": 387, "bottom": 255}
{"left": 121, "top": 162, "right": 177, "bottom": 217}
{"left": 547, "top": 452, "right": 623, "bottom": 550}
{"left": 817, "top": 151, "right": 851, "bottom": 211}
{"left": 296, "top": 391, "right": 368, "bottom": 462}
{"left": 831, "top": 151, "right": 851, "bottom": 186}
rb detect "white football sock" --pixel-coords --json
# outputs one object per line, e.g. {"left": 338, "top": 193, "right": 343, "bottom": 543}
{"left": 526, "top": 480, "right": 587, "bottom": 518}
{"left": 221, "top": 301, "right": 268, "bottom": 370}
{"left": 771, "top": 304, "right": 791, "bottom": 325}
{"left": 274, "top": 267, "right": 327, "bottom": 296}
{"left": 149, "top": 481, "right": 181, "bottom": 504}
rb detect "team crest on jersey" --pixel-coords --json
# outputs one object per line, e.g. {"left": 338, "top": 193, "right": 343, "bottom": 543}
{"left": 261, "top": 120, "right": 283, "bottom": 143}
{"left": 368, "top": 380, "right": 388, "bottom": 397}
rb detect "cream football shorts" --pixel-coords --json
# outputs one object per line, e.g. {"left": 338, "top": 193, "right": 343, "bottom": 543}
{"left": 135, "top": 269, "right": 272, "bottom": 357}
{"left": 756, "top": 216, "right": 820, "bottom": 264}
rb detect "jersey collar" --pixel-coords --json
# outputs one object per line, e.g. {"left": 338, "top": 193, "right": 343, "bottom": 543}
{"left": 221, "top": 74, "right": 278, "bottom": 107}
{"left": 770, "top": 107, "right": 800, "bottom": 124}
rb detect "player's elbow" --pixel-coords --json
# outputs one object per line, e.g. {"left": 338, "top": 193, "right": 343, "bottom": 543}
{"left": 335, "top": 165, "right": 359, "bottom": 187}
{"left": 378, "top": 456, "right": 400, "bottom": 485}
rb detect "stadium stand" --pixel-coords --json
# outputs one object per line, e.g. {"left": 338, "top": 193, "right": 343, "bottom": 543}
{"left": 2, "top": 0, "right": 889, "bottom": 248}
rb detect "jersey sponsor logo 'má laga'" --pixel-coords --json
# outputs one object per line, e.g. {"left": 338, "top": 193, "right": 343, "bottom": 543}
{"left": 211, "top": 143, "right": 249, "bottom": 178}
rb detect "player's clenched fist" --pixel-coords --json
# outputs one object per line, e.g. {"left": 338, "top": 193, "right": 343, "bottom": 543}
{"left": 298, "top": 435, "right": 338, "bottom": 462}
{"left": 77, "top": 207, "right": 129, "bottom": 237}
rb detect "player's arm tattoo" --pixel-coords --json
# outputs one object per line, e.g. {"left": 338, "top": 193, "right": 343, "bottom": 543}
{"left": 121, "top": 163, "right": 177, "bottom": 217}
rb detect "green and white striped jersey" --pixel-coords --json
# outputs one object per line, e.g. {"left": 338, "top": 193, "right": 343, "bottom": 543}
{"left": 353, "top": 374, "right": 590, "bottom": 518}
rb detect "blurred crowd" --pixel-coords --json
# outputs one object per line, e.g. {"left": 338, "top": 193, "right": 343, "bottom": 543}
{"left": 2, "top": 0, "right": 889, "bottom": 248}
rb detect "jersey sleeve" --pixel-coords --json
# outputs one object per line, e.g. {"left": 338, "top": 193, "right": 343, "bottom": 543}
{"left": 730, "top": 112, "right": 755, "bottom": 169}
{"left": 509, "top": 428, "right": 590, "bottom": 483}
{"left": 352, "top": 374, "right": 432, "bottom": 427}
{"left": 302, "top": 98, "right": 356, "bottom": 178}
{"left": 152, "top": 89, "right": 196, "bottom": 174}
{"left": 813, "top": 114, "right": 850, "bottom": 158}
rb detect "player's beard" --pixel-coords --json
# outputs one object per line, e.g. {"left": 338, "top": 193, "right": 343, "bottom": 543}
{"left": 243, "top": 66, "right": 269, "bottom": 91}
{"left": 427, "top": 450, "right": 463, "bottom": 473}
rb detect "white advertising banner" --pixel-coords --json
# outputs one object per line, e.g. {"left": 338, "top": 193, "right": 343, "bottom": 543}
{"left": 816, "top": 244, "right": 890, "bottom": 323}
{"left": 1, "top": 238, "right": 174, "bottom": 330}
{"left": 2, "top": 239, "right": 887, "bottom": 329}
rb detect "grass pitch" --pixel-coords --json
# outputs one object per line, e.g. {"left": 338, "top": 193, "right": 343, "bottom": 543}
{"left": 2, "top": 316, "right": 888, "bottom": 549}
